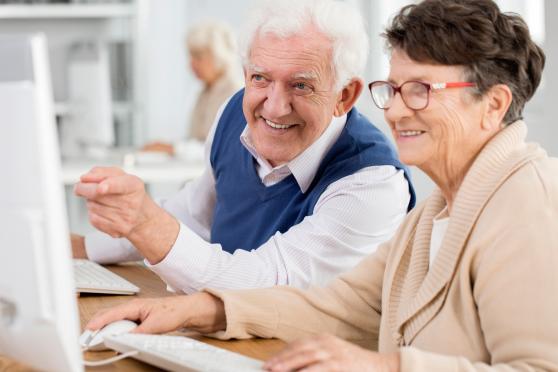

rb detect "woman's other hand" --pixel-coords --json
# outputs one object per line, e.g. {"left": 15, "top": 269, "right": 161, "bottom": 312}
{"left": 264, "top": 334, "right": 399, "bottom": 372}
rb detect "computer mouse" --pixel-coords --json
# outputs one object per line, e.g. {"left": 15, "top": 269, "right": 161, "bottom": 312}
{"left": 79, "top": 319, "right": 138, "bottom": 351}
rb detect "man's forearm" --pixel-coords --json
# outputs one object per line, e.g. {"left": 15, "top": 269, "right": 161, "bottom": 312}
{"left": 127, "top": 197, "right": 181, "bottom": 264}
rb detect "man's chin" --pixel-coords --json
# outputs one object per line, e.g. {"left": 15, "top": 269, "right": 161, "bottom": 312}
{"left": 256, "top": 147, "right": 297, "bottom": 167}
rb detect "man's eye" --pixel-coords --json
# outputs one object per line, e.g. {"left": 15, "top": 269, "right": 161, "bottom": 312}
{"left": 252, "top": 74, "right": 264, "bottom": 82}
{"left": 293, "top": 82, "right": 313, "bottom": 94}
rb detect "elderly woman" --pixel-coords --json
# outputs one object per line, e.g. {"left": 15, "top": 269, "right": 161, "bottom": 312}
{"left": 144, "top": 21, "right": 242, "bottom": 153}
{"left": 185, "top": 21, "right": 242, "bottom": 141}
{"left": 87, "top": 0, "right": 558, "bottom": 370}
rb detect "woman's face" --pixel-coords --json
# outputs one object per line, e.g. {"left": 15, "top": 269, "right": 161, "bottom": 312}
{"left": 189, "top": 47, "right": 220, "bottom": 85}
{"left": 384, "top": 49, "right": 489, "bottom": 182}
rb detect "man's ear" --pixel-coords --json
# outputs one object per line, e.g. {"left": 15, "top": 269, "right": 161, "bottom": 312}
{"left": 482, "top": 84, "right": 513, "bottom": 130}
{"left": 334, "top": 78, "right": 363, "bottom": 117}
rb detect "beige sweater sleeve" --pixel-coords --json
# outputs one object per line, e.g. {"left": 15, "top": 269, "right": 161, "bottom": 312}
{"left": 205, "top": 240, "right": 390, "bottom": 349}
{"left": 400, "top": 161, "right": 558, "bottom": 371}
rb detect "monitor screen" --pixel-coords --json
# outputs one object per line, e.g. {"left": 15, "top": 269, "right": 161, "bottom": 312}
{"left": 0, "top": 34, "right": 83, "bottom": 372}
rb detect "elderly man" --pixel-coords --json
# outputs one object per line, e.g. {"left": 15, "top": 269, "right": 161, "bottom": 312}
{"left": 73, "top": 0, "right": 415, "bottom": 293}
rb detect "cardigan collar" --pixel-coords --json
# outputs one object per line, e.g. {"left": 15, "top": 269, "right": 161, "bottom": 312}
{"left": 388, "top": 121, "right": 545, "bottom": 344}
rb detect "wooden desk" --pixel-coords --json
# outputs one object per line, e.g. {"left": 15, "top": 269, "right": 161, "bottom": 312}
{"left": 1, "top": 263, "right": 285, "bottom": 371}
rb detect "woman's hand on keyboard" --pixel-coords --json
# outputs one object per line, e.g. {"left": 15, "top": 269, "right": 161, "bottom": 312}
{"left": 85, "top": 292, "right": 227, "bottom": 335}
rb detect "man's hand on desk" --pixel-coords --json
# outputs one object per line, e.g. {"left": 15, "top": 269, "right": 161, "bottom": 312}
{"left": 86, "top": 293, "right": 227, "bottom": 335}
{"left": 73, "top": 166, "right": 180, "bottom": 265}
{"left": 71, "top": 233, "right": 88, "bottom": 259}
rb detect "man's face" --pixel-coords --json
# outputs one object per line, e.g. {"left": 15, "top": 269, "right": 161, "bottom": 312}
{"left": 242, "top": 28, "right": 341, "bottom": 167}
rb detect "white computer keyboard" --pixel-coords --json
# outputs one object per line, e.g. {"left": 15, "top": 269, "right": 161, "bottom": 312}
{"left": 104, "top": 333, "right": 264, "bottom": 372}
{"left": 73, "top": 259, "right": 140, "bottom": 295}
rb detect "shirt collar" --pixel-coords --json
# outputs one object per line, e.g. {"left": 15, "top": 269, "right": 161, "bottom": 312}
{"left": 240, "top": 113, "right": 347, "bottom": 193}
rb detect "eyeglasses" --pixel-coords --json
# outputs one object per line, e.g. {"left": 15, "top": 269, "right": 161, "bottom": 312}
{"left": 368, "top": 80, "right": 476, "bottom": 111}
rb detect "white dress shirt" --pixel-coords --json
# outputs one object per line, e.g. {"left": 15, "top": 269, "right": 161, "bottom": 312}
{"left": 85, "top": 101, "right": 411, "bottom": 293}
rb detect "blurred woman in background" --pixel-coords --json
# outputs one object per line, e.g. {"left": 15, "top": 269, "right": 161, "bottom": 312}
{"left": 144, "top": 21, "right": 242, "bottom": 154}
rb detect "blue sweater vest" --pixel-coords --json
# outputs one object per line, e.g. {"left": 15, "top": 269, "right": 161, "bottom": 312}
{"left": 210, "top": 89, "right": 415, "bottom": 253}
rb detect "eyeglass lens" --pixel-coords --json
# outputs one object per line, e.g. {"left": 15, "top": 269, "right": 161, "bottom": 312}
{"left": 371, "top": 81, "right": 429, "bottom": 110}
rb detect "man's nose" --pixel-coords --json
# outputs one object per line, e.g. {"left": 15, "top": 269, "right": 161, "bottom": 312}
{"left": 263, "top": 83, "right": 292, "bottom": 118}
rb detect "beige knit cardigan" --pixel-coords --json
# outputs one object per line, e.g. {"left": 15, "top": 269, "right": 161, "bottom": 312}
{"left": 208, "top": 121, "right": 558, "bottom": 371}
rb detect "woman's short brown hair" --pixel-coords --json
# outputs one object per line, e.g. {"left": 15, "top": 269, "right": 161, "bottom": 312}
{"left": 384, "top": 0, "right": 545, "bottom": 124}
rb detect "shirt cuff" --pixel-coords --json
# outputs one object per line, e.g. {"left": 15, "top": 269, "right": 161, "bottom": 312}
{"left": 84, "top": 232, "right": 142, "bottom": 264}
{"left": 145, "top": 222, "right": 213, "bottom": 293}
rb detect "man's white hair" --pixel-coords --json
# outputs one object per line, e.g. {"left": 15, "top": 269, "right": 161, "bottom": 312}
{"left": 187, "top": 20, "right": 239, "bottom": 74}
{"left": 239, "top": 0, "right": 369, "bottom": 90}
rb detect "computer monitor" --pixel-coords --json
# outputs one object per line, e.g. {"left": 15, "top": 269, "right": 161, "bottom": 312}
{"left": 0, "top": 34, "right": 83, "bottom": 372}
